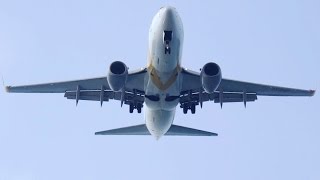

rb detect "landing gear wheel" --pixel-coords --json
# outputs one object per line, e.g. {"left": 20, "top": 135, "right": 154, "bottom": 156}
{"left": 129, "top": 104, "right": 134, "bottom": 113}
{"left": 191, "top": 104, "right": 196, "bottom": 114}
{"left": 183, "top": 105, "right": 188, "bottom": 114}
{"left": 165, "top": 47, "right": 171, "bottom": 54}
{"left": 137, "top": 103, "right": 142, "bottom": 114}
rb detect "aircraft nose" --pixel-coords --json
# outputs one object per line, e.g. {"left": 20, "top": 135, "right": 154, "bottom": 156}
{"left": 161, "top": 6, "right": 175, "bottom": 25}
{"left": 162, "top": 6, "right": 175, "bottom": 17}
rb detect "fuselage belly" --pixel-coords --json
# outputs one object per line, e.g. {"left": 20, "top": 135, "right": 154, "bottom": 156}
{"left": 144, "top": 7, "right": 184, "bottom": 138}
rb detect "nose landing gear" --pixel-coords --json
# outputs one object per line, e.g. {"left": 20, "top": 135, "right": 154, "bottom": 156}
{"left": 165, "top": 43, "right": 171, "bottom": 54}
{"left": 163, "top": 30, "right": 172, "bottom": 54}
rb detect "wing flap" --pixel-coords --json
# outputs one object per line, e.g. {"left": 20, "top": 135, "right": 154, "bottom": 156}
{"left": 213, "top": 92, "right": 257, "bottom": 103}
{"left": 64, "top": 90, "right": 145, "bottom": 104}
{"left": 95, "top": 124, "right": 217, "bottom": 136}
{"left": 179, "top": 91, "right": 258, "bottom": 104}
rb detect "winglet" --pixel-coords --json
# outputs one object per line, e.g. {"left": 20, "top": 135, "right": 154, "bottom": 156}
{"left": 1, "top": 75, "right": 10, "bottom": 93}
{"left": 5, "top": 86, "right": 10, "bottom": 93}
{"left": 310, "top": 90, "right": 316, "bottom": 96}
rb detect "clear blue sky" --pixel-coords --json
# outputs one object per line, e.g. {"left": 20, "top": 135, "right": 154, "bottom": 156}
{"left": 0, "top": 1, "right": 319, "bottom": 179}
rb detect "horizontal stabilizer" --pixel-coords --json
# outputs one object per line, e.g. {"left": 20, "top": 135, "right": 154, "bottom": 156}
{"left": 165, "top": 124, "right": 217, "bottom": 136}
{"left": 95, "top": 124, "right": 150, "bottom": 135}
{"left": 95, "top": 124, "right": 217, "bottom": 136}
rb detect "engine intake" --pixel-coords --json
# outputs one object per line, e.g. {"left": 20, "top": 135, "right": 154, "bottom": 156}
{"left": 201, "top": 62, "right": 222, "bottom": 93}
{"left": 107, "top": 61, "right": 128, "bottom": 91}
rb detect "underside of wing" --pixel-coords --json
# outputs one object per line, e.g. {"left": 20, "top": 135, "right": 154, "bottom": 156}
{"left": 5, "top": 77, "right": 108, "bottom": 93}
{"left": 219, "top": 79, "right": 315, "bottom": 96}
{"left": 95, "top": 124, "right": 217, "bottom": 136}
{"left": 179, "top": 67, "right": 315, "bottom": 112}
{"left": 5, "top": 68, "right": 147, "bottom": 94}
{"left": 5, "top": 68, "right": 148, "bottom": 110}
{"left": 181, "top": 68, "right": 315, "bottom": 97}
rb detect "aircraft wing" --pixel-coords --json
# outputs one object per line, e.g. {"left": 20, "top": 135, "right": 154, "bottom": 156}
{"left": 218, "top": 79, "right": 315, "bottom": 96}
{"left": 180, "top": 68, "right": 315, "bottom": 107}
{"left": 6, "top": 68, "right": 147, "bottom": 107}
{"left": 5, "top": 77, "right": 109, "bottom": 93}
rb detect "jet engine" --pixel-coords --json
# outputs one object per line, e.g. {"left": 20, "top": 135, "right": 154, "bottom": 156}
{"left": 201, "top": 62, "right": 222, "bottom": 93}
{"left": 107, "top": 61, "right": 128, "bottom": 91}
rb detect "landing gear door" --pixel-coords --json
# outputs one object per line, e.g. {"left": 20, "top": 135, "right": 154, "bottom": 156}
{"left": 163, "top": 31, "right": 173, "bottom": 54}
{"left": 163, "top": 30, "right": 173, "bottom": 44}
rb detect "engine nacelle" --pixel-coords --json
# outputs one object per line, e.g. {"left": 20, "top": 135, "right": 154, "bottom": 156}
{"left": 107, "top": 61, "right": 128, "bottom": 91}
{"left": 201, "top": 62, "right": 222, "bottom": 93}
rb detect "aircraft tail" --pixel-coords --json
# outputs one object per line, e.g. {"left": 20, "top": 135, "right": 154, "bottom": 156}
{"left": 95, "top": 124, "right": 217, "bottom": 136}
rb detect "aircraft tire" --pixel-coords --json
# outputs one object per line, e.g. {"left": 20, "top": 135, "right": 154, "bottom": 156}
{"left": 191, "top": 104, "right": 196, "bottom": 114}
{"left": 129, "top": 104, "right": 134, "bottom": 113}
{"left": 183, "top": 105, "right": 188, "bottom": 114}
{"left": 137, "top": 103, "right": 142, "bottom": 113}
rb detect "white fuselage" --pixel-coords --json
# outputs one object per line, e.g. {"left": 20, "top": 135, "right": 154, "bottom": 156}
{"left": 144, "top": 6, "right": 184, "bottom": 139}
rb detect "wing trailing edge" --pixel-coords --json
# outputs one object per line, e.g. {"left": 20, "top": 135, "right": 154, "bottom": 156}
{"left": 95, "top": 124, "right": 217, "bottom": 136}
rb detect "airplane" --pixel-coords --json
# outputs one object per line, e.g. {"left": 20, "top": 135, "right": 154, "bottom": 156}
{"left": 5, "top": 6, "right": 315, "bottom": 139}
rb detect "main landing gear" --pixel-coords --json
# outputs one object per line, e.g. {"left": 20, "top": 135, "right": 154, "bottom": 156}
{"left": 182, "top": 102, "right": 196, "bottom": 114}
{"left": 129, "top": 103, "right": 142, "bottom": 114}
